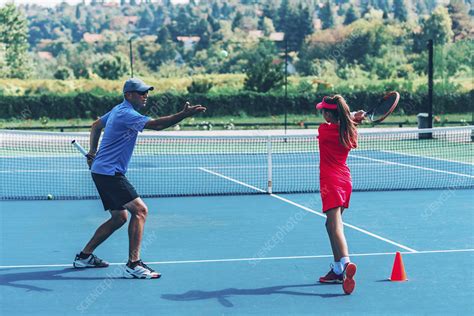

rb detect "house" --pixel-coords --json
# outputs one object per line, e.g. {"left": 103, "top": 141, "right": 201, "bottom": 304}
{"left": 37, "top": 51, "right": 54, "bottom": 60}
{"left": 177, "top": 36, "right": 200, "bottom": 50}
{"left": 83, "top": 33, "right": 103, "bottom": 43}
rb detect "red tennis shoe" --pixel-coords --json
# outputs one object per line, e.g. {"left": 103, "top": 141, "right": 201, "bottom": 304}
{"left": 319, "top": 265, "right": 343, "bottom": 284}
{"left": 343, "top": 262, "right": 357, "bottom": 294}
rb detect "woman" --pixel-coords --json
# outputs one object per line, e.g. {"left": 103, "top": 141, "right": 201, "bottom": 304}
{"left": 316, "top": 95, "right": 364, "bottom": 295}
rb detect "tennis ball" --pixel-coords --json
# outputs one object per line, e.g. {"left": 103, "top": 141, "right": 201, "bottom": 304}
{"left": 47, "top": 194, "right": 54, "bottom": 200}
{"left": 219, "top": 49, "right": 228, "bottom": 58}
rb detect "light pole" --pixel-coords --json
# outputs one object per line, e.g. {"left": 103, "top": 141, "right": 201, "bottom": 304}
{"left": 269, "top": 32, "right": 288, "bottom": 132}
{"left": 128, "top": 35, "right": 138, "bottom": 77}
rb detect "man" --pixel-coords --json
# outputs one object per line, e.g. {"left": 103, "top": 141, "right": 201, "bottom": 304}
{"left": 73, "top": 78, "right": 206, "bottom": 279}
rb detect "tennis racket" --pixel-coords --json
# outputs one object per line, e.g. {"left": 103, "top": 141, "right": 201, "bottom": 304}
{"left": 71, "top": 140, "right": 95, "bottom": 168}
{"left": 364, "top": 91, "right": 400, "bottom": 123}
{"left": 71, "top": 140, "right": 88, "bottom": 156}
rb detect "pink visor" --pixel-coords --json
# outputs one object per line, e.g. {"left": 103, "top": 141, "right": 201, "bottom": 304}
{"left": 316, "top": 97, "right": 338, "bottom": 110}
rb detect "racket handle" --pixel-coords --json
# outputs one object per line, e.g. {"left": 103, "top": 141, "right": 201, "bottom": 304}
{"left": 71, "top": 140, "right": 88, "bottom": 156}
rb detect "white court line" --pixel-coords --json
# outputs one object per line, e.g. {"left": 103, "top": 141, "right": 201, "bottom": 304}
{"left": 199, "top": 168, "right": 418, "bottom": 253}
{"left": 1, "top": 249, "right": 472, "bottom": 269}
{"left": 199, "top": 167, "right": 267, "bottom": 193}
{"left": 351, "top": 154, "right": 474, "bottom": 178}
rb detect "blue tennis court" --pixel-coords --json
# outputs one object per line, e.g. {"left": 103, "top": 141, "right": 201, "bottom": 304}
{"left": 1, "top": 127, "right": 473, "bottom": 314}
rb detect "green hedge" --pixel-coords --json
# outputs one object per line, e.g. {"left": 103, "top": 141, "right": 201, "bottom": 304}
{"left": 0, "top": 90, "right": 472, "bottom": 119}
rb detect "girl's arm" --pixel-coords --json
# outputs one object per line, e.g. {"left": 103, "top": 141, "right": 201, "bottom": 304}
{"left": 350, "top": 110, "right": 366, "bottom": 124}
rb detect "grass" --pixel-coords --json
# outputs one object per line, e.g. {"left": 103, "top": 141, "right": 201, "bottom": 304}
{"left": 1, "top": 113, "right": 472, "bottom": 131}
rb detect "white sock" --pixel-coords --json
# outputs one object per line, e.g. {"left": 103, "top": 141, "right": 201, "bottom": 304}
{"left": 333, "top": 261, "right": 344, "bottom": 275}
{"left": 340, "top": 256, "right": 351, "bottom": 267}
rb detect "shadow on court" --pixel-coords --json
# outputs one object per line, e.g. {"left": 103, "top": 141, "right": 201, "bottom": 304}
{"left": 162, "top": 283, "right": 345, "bottom": 307}
{"left": 0, "top": 268, "right": 124, "bottom": 292}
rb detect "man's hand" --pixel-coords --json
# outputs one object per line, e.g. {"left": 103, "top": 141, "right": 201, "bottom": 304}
{"left": 85, "top": 152, "right": 95, "bottom": 169}
{"left": 182, "top": 101, "right": 206, "bottom": 117}
{"left": 352, "top": 110, "right": 366, "bottom": 124}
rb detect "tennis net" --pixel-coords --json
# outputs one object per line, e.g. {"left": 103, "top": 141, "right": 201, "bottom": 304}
{"left": 1, "top": 126, "right": 473, "bottom": 200}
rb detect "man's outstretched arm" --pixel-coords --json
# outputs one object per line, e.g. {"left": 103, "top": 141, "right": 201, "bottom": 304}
{"left": 145, "top": 102, "right": 206, "bottom": 131}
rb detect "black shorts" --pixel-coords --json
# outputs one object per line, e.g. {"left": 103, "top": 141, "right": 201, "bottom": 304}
{"left": 91, "top": 172, "right": 139, "bottom": 211}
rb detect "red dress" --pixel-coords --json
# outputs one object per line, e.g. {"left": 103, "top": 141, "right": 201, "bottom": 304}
{"left": 318, "top": 123, "right": 357, "bottom": 212}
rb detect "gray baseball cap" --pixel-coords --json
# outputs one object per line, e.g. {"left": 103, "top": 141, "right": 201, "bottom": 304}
{"left": 123, "top": 78, "right": 154, "bottom": 93}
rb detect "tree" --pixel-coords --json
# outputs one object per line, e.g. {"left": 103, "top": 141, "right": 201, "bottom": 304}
{"left": 393, "top": 0, "right": 408, "bottom": 22}
{"left": 421, "top": 6, "right": 454, "bottom": 46}
{"left": 243, "top": 41, "right": 284, "bottom": 92}
{"left": 138, "top": 6, "right": 154, "bottom": 30}
{"left": 262, "top": 2, "right": 277, "bottom": 21}
{"left": 157, "top": 26, "right": 171, "bottom": 45}
{"left": 376, "top": 0, "right": 390, "bottom": 13}
{"left": 0, "top": 4, "right": 31, "bottom": 78}
{"left": 344, "top": 6, "right": 358, "bottom": 25}
{"left": 276, "top": 0, "right": 290, "bottom": 31}
{"left": 207, "top": 14, "right": 220, "bottom": 33}
{"left": 153, "top": 6, "right": 166, "bottom": 31}
{"left": 232, "top": 11, "right": 243, "bottom": 31}
{"left": 54, "top": 66, "right": 74, "bottom": 80}
{"left": 93, "top": 55, "right": 129, "bottom": 79}
{"left": 194, "top": 18, "right": 211, "bottom": 50}
{"left": 244, "top": 56, "right": 284, "bottom": 92}
{"left": 294, "top": 4, "right": 314, "bottom": 50}
{"left": 261, "top": 17, "right": 275, "bottom": 36}
{"left": 447, "top": 0, "right": 471, "bottom": 41}
{"left": 75, "top": 5, "right": 81, "bottom": 20}
{"left": 176, "top": 7, "right": 190, "bottom": 35}
{"left": 221, "top": 2, "right": 233, "bottom": 19}
{"left": 320, "top": 2, "right": 335, "bottom": 29}
{"left": 211, "top": 2, "right": 220, "bottom": 19}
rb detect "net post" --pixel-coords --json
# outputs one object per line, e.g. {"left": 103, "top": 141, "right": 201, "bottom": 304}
{"left": 267, "top": 136, "right": 273, "bottom": 194}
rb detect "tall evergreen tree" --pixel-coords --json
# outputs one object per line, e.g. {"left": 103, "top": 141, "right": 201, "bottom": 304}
{"left": 276, "top": 0, "right": 290, "bottom": 32}
{"left": 232, "top": 11, "right": 243, "bottom": 31}
{"left": 221, "top": 2, "right": 233, "bottom": 19}
{"left": 393, "top": 0, "right": 408, "bottom": 22}
{"left": 138, "top": 6, "right": 154, "bottom": 30}
{"left": 344, "top": 6, "right": 358, "bottom": 25}
{"left": 211, "top": 2, "right": 220, "bottom": 19}
{"left": 194, "top": 18, "right": 211, "bottom": 37}
{"left": 207, "top": 14, "right": 220, "bottom": 32}
{"left": 75, "top": 5, "right": 81, "bottom": 20}
{"left": 292, "top": 4, "right": 313, "bottom": 51}
{"left": 320, "top": 2, "right": 335, "bottom": 29}
{"left": 262, "top": 2, "right": 277, "bottom": 21}
{"left": 377, "top": 0, "right": 390, "bottom": 16}
{"left": 156, "top": 26, "right": 171, "bottom": 45}
{"left": 175, "top": 7, "right": 190, "bottom": 35}
{"left": 153, "top": 6, "right": 165, "bottom": 31}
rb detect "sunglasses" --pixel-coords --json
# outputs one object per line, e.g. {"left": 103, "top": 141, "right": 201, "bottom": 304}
{"left": 132, "top": 90, "right": 149, "bottom": 96}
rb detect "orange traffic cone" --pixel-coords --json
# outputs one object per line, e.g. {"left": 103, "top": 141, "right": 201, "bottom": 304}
{"left": 389, "top": 251, "right": 408, "bottom": 281}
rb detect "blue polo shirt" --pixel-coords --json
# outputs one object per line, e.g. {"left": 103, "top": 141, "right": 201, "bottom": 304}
{"left": 91, "top": 100, "right": 151, "bottom": 175}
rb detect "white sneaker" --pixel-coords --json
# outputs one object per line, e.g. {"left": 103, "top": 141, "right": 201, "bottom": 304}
{"left": 73, "top": 253, "right": 109, "bottom": 268}
{"left": 124, "top": 260, "right": 161, "bottom": 279}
